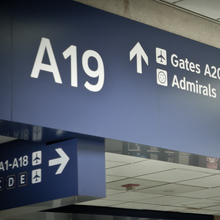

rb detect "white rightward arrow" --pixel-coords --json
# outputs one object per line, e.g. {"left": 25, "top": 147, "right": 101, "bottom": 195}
{"left": 49, "top": 148, "right": 70, "bottom": 175}
{"left": 129, "top": 42, "right": 149, "bottom": 74}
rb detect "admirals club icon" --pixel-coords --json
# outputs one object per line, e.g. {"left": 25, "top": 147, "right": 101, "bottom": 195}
{"left": 157, "top": 69, "right": 168, "bottom": 87}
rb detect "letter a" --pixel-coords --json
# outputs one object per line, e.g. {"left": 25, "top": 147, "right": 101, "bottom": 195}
{"left": 171, "top": 75, "right": 179, "bottom": 88}
{"left": 30, "top": 37, "right": 62, "bottom": 84}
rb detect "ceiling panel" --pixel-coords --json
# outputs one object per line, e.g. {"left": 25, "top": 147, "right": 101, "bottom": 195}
{"left": 106, "top": 178, "right": 166, "bottom": 191}
{"left": 182, "top": 164, "right": 220, "bottom": 174}
{"left": 175, "top": 188, "right": 220, "bottom": 199}
{"left": 110, "top": 202, "right": 176, "bottom": 212}
{"left": 179, "top": 175, "right": 220, "bottom": 187}
{"left": 137, "top": 168, "right": 212, "bottom": 183}
{"left": 106, "top": 189, "right": 125, "bottom": 196}
{"left": 106, "top": 161, "right": 129, "bottom": 169}
{"left": 106, "top": 159, "right": 178, "bottom": 177}
{"left": 106, "top": 175, "right": 127, "bottom": 183}
{"left": 138, "top": 183, "right": 205, "bottom": 195}
{"left": 162, "top": 0, "right": 178, "bottom": 3}
{"left": 105, "top": 152, "right": 146, "bottom": 163}
{"left": 179, "top": 198, "right": 220, "bottom": 209}
{"left": 137, "top": 195, "right": 195, "bottom": 206}
{"left": 205, "top": 205, "right": 220, "bottom": 211}
{"left": 105, "top": 191, "right": 162, "bottom": 202}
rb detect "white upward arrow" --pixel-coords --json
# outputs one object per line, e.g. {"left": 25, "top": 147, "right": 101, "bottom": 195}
{"left": 49, "top": 148, "right": 70, "bottom": 175}
{"left": 129, "top": 42, "right": 149, "bottom": 74}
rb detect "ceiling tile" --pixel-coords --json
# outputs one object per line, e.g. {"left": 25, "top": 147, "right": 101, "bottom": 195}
{"left": 105, "top": 152, "right": 146, "bottom": 163}
{"left": 106, "top": 161, "right": 128, "bottom": 169}
{"left": 204, "top": 205, "right": 220, "bottom": 211}
{"left": 137, "top": 168, "right": 211, "bottom": 183}
{"left": 179, "top": 175, "right": 220, "bottom": 188}
{"left": 106, "top": 191, "right": 162, "bottom": 202}
{"left": 106, "top": 189, "right": 124, "bottom": 196}
{"left": 176, "top": 188, "right": 220, "bottom": 199}
{"left": 138, "top": 183, "right": 204, "bottom": 195}
{"left": 182, "top": 165, "right": 220, "bottom": 174}
{"left": 210, "top": 186, "right": 220, "bottom": 191}
{"left": 162, "top": 0, "right": 179, "bottom": 3}
{"left": 138, "top": 195, "right": 196, "bottom": 206}
{"left": 179, "top": 198, "right": 220, "bottom": 209}
{"left": 106, "top": 178, "right": 166, "bottom": 191}
{"left": 106, "top": 175, "right": 127, "bottom": 183}
{"left": 106, "top": 160, "right": 177, "bottom": 177}
{"left": 110, "top": 202, "right": 175, "bottom": 211}
{"left": 208, "top": 196, "right": 220, "bottom": 201}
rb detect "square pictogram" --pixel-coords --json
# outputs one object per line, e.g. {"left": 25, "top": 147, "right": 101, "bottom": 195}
{"left": 32, "top": 151, "right": 42, "bottom": 166}
{"left": 156, "top": 48, "right": 167, "bottom": 65}
{"left": 32, "top": 169, "right": 42, "bottom": 184}
{"left": 157, "top": 69, "right": 168, "bottom": 87}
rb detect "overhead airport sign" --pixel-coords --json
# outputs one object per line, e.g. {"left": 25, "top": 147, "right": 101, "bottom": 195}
{"left": 0, "top": 139, "right": 105, "bottom": 211}
{"left": 1, "top": 0, "right": 220, "bottom": 157}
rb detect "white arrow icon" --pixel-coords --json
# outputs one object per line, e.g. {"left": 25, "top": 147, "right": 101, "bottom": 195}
{"left": 129, "top": 42, "right": 149, "bottom": 74}
{"left": 49, "top": 148, "right": 70, "bottom": 175}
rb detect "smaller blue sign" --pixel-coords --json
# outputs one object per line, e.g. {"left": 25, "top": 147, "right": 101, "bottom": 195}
{"left": 0, "top": 138, "right": 105, "bottom": 211}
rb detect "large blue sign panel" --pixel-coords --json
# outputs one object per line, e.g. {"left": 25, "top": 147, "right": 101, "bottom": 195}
{"left": 0, "top": 138, "right": 105, "bottom": 211}
{"left": 2, "top": 0, "right": 220, "bottom": 157}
